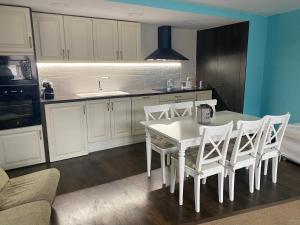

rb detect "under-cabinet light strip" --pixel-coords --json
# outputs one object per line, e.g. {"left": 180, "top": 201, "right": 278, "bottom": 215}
{"left": 37, "top": 62, "right": 182, "bottom": 67}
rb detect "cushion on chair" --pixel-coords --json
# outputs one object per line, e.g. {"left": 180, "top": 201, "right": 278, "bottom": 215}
{"left": 0, "top": 201, "right": 51, "bottom": 225}
{"left": 151, "top": 135, "right": 176, "bottom": 150}
{"left": 0, "top": 168, "right": 9, "bottom": 192}
{"left": 0, "top": 168, "right": 60, "bottom": 210}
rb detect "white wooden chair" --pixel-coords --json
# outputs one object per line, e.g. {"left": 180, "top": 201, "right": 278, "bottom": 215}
{"left": 194, "top": 99, "right": 217, "bottom": 115}
{"left": 226, "top": 118, "right": 265, "bottom": 201}
{"left": 170, "top": 101, "right": 193, "bottom": 118}
{"left": 144, "top": 104, "right": 177, "bottom": 185}
{"left": 170, "top": 121, "right": 233, "bottom": 212}
{"left": 255, "top": 113, "right": 290, "bottom": 190}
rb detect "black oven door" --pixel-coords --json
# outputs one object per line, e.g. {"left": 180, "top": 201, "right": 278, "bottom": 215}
{"left": 0, "top": 85, "right": 41, "bottom": 130}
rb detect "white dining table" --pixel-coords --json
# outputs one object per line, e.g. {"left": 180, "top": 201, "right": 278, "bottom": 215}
{"left": 141, "top": 110, "right": 258, "bottom": 205}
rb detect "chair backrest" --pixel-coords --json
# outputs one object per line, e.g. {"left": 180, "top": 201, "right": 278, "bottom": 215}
{"left": 170, "top": 101, "right": 193, "bottom": 118}
{"left": 144, "top": 104, "right": 171, "bottom": 121}
{"left": 258, "top": 113, "right": 290, "bottom": 154}
{"left": 0, "top": 168, "right": 9, "bottom": 191}
{"left": 230, "top": 118, "right": 265, "bottom": 165}
{"left": 195, "top": 121, "right": 233, "bottom": 172}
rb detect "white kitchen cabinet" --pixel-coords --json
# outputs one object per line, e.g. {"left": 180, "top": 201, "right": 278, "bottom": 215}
{"left": 93, "top": 19, "right": 118, "bottom": 60}
{"left": 159, "top": 92, "right": 196, "bottom": 104}
{"left": 196, "top": 90, "right": 212, "bottom": 100}
{"left": 64, "top": 16, "right": 94, "bottom": 60}
{"left": 45, "top": 102, "right": 88, "bottom": 162}
{"left": 110, "top": 98, "right": 132, "bottom": 138}
{"left": 86, "top": 99, "right": 111, "bottom": 143}
{"left": 132, "top": 95, "right": 159, "bottom": 135}
{"left": 118, "top": 21, "right": 141, "bottom": 60}
{"left": 0, "top": 126, "right": 45, "bottom": 170}
{"left": 0, "top": 5, "right": 33, "bottom": 54}
{"left": 33, "top": 13, "right": 65, "bottom": 60}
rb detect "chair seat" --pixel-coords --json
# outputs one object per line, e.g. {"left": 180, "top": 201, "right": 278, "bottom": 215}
{"left": 0, "top": 168, "right": 60, "bottom": 210}
{"left": 151, "top": 135, "right": 176, "bottom": 151}
{"left": 0, "top": 201, "right": 51, "bottom": 225}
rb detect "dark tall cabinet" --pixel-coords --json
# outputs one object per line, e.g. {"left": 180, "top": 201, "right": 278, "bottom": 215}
{"left": 196, "top": 22, "right": 249, "bottom": 113}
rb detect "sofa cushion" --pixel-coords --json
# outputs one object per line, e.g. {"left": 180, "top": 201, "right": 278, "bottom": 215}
{"left": 0, "top": 201, "right": 51, "bottom": 225}
{"left": 0, "top": 168, "right": 9, "bottom": 192}
{"left": 0, "top": 168, "right": 60, "bottom": 210}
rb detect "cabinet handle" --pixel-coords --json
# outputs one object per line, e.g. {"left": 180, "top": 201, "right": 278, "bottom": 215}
{"left": 142, "top": 96, "right": 150, "bottom": 99}
{"left": 39, "top": 130, "right": 42, "bottom": 140}
{"left": 116, "top": 50, "right": 119, "bottom": 60}
{"left": 107, "top": 102, "right": 110, "bottom": 111}
{"left": 120, "top": 51, "right": 123, "bottom": 59}
{"left": 62, "top": 49, "right": 65, "bottom": 59}
{"left": 111, "top": 102, "right": 114, "bottom": 111}
{"left": 83, "top": 105, "right": 86, "bottom": 114}
{"left": 67, "top": 49, "right": 70, "bottom": 59}
{"left": 29, "top": 36, "right": 32, "bottom": 48}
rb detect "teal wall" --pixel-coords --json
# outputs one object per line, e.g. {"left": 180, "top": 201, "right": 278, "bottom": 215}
{"left": 113, "top": 0, "right": 269, "bottom": 116}
{"left": 261, "top": 9, "right": 300, "bottom": 123}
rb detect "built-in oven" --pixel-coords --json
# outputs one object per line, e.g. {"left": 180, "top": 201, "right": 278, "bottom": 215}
{"left": 0, "top": 55, "right": 38, "bottom": 85}
{"left": 0, "top": 85, "right": 41, "bottom": 130}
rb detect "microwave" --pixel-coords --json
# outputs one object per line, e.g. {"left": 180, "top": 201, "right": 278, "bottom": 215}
{"left": 0, "top": 56, "right": 38, "bottom": 85}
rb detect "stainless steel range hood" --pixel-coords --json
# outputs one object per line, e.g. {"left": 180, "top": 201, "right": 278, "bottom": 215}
{"left": 145, "top": 26, "right": 188, "bottom": 61}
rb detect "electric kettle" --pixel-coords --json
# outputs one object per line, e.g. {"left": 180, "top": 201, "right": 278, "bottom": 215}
{"left": 197, "top": 104, "right": 214, "bottom": 124}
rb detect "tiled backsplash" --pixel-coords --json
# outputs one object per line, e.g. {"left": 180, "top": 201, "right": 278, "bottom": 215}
{"left": 37, "top": 62, "right": 194, "bottom": 96}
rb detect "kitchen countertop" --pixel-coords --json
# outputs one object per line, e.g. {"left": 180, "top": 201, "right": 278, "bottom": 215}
{"left": 40, "top": 87, "right": 212, "bottom": 105}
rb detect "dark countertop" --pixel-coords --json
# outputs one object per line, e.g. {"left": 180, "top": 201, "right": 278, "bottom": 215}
{"left": 40, "top": 87, "right": 212, "bottom": 105}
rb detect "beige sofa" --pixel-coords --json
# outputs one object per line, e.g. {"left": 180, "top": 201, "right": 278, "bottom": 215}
{"left": 0, "top": 167, "right": 60, "bottom": 225}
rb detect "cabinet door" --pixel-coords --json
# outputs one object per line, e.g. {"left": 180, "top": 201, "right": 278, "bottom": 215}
{"left": 0, "top": 126, "right": 45, "bottom": 170}
{"left": 86, "top": 99, "right": 111, "bottom": 143}
{"left": 196, "top": 90, "right": 212, "bottom": 100}
{"left": 132, "top": 96, "right": 159, "bottom": 135}
{"left": 93, "top": 19, "right": 118, "bottom": 60}
{"left": 118, "top": 21, "right": 141, "bottom": 60}
{"left": 110, "top": 98, "right": 132, "bottom": 138}
{"left": 33, "top": 13, "right": 65, "bottom": 60}
{"left": 0, "top": 6, "right": 33, "bottom": 54}
{"left": 64, "top": 16, "right": 94, "bottom": 60}
{"left": 45, "top": 102, "right": 88, "bottom": 162}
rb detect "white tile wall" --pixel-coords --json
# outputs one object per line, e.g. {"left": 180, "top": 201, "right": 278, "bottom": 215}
{"left": 37, "top": 63, "right": 194, "bottom": 96}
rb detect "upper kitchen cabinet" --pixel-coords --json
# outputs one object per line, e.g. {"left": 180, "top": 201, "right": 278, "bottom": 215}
{"left": 64, "top": 16, "right": 94, "bottom": 60}
{"left": 0, "top": 6, "right": 33, "bottom": 55}
{"left": 93, "top": 19, "right": 118, "bottom": 60}
{"left": 33, "top": 13, "right": 65, "bottom": 60}
{"left": 118, "top": 21, "right": 141, "bottom": 60}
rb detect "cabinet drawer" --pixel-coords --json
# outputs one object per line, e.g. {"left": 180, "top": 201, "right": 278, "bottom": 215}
{"left": 159, "top": 92, "right": 196, "bottom": 103}
{"left": 196, "top": 90, "right": 212, "bottom": 101}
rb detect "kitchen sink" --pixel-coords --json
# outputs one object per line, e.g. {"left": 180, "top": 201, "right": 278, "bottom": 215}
{"left": 76, "top": 91, "right": 129, "bottom": 98}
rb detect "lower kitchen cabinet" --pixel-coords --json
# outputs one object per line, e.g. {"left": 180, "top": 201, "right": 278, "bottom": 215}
{"left": 86, "top": 98, "right": 131, "bottom": 143}
{"left": 196, "top": 90, "right": 212, "bottom": 100}
{"left": 86, "top": 99, "right": 111, "bottom": 142}
{"left": 45, "top": 102, "right": 88, "bottom": 162}
{"left": 110, "top": 98, "right": 132, "bottom": 138}
{"left": 0, "top": 125, "right": 45, "bottom": 170}
{"left": 159, "top": 92, "right": 196, "bottom": 104}
{"left": 132, "top": 95, "right": 159, "bottom": 135}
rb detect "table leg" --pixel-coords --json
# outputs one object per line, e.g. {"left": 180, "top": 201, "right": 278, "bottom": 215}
{"left": 145, "top": 128, "right": 152, "bottom": 177}
{"left": 178, "top": 144, "right": 186, "bottom": 205}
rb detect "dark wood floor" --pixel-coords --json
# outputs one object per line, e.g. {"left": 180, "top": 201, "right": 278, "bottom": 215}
{"left": 7, "top": 142, "right": 300, "bottom": 225}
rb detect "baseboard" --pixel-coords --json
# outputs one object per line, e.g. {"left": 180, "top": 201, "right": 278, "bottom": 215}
{"left": 88, "top": 135, "right": 145, "bottom": 152}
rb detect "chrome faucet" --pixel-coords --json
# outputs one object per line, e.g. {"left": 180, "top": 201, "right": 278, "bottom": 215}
{"left": 98, "top": 76, "right": 109, "bottom": 92}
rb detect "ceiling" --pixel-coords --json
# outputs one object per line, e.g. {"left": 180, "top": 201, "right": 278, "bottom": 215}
{"left": 184, "top": 0, "right": 300, "bottom": 16}
{"left": 0, "top": 0, "right": 239, "bottom": 29}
